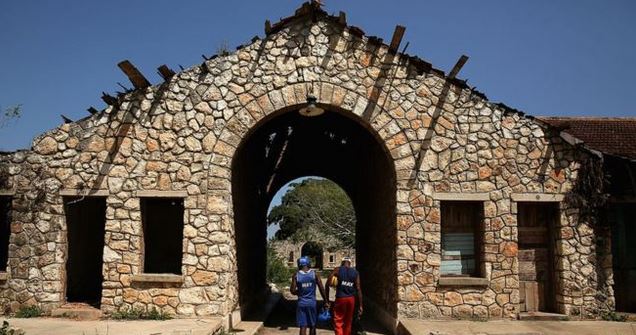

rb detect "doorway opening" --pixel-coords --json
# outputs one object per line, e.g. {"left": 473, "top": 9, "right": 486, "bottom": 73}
{"left": 232, "top": 106, "right": 397, "bottom": 323}
{"left": 517, "top": 202, "right": 558, "bottom": 313}
{"left": 608, "top": 202, "right": 636, "bottom": 312}
{"left": 301, "top": 242, "right": 324, "bottom": 270}
{"left": 0, "top": 196, "right": 11, "bottom": 272}
{"left": 63, "top": 196, "right": 107, "bottom": 307}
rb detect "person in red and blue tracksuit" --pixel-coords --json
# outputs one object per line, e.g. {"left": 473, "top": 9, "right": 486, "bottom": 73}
{"left": 326, "top": 257, "right": 362, "bottom": 335}
{"left": 291, "top": 256, "right": 328, "bottom": 335}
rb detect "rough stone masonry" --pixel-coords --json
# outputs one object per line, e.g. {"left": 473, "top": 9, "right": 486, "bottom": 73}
{"left": 0, "top": 1, "right": 616, "bottom": 324}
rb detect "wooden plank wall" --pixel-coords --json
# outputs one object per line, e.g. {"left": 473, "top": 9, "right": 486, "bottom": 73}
{"left": 518, "top": 202, "right": 557, "bottom": 312}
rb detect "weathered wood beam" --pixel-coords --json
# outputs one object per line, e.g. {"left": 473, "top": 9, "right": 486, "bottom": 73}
{"left": 101, "top": 92, "right": 118, "bottom": 105}
{"left": 117, "top": 60, "right": 151, "bottom": 89}
{"left": 265, "top": 20, "right": 272, "bottom": 35}
{"left": 448, "top": 55, "right": 469, "bottom": 79}
{"left": 87, "top": 107, "right": 99, "bottom": 115}
{"left": 199, "top": 63, "right": 209, "bottom": 74}
{"left": 157, "top": 65, "right": 176, "bottom": 81}
{"left": 61, "top": 114, "right": 73, "bottom": 124}
{"left": 117, "top": 82, "right": 130, "bottom": 92}
{"left": 389, "top": 25, "right": 406, "bottom": 53}
{"left": 338, "top": 11, "right": 347, "bottom": 25}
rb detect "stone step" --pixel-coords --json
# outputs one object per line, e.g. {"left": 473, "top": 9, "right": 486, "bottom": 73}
{"left": 232, "top": 293, "right": 282, "bottom": 335}
{"left": 518, "top": 311, "right": 568, "bottom": 321}
{"left": 51, "top": 304, "right": 102, "bottom": 320}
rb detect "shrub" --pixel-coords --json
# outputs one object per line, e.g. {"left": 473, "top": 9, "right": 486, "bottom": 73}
{"left": 15, "top": 305, "right": 42, "bottom": 318}
{"left": 111, "top": 307, "right": 171, "bottom": 320}
{"left": 601, "top": 310, "right": 627, "bottom": 322}
{"left": 214, "top": 329, "right": 236, "bottom": 335}
{"left": 266, "top": 245, "right": 293, "bottom": 286}
{"left": 145, "top": 307, "right": 171, "bottom": 320}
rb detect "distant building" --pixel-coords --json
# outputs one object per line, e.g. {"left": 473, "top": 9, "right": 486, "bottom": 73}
{"left": 270, "top": 239, "right": 355, "bottom": 270}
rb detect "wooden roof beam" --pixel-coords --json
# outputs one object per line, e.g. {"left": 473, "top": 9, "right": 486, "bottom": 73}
{"left": 101, "top": 92, "right": 118, "bottom": 105}
{"left": 117, "top": 60, "right": 151, "bottom": 89}
{"left": 448, "top": 55, "right": 469, "bottom": 79}
{"left": 157, "top": 65, "right": 176, "bottom": 81}
{"left": 60, "top": 114, "right": 73, "bottom": 124}
{"left": 338, "top": 11, "right": 347, "bottom": 25}
{"left": 389, "top": 25, "right": 406, "bottom": 54}
{"left": 265, "top": 20, "right": 272, "bottom": 35}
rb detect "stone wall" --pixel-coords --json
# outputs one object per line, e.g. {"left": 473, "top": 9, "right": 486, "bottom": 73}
{"left": 0, "top": 3, "right": 614, "bottom": 320}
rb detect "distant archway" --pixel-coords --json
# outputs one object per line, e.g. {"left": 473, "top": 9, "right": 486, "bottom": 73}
{"left": 301, "top": 241, "right": 323, "bottom": 269}
{"left": 232, "top": 105, "right": 397, "bottom": 321}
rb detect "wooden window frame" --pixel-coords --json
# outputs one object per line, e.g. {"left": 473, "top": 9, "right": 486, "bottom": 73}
{"left": 440, "top": 201, "right": 484, "bottom": 278}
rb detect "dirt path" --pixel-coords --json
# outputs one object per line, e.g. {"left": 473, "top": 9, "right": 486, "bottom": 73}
{"left": 257, "top": 280, "right": 388, "bottom": 335}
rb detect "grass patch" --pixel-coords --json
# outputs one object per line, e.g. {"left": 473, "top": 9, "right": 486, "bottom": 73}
{"left": 601, "top": 310, "right": 627, "bottom": 322}
{"left": 214, "top": 329, "right": 237, "bottom": 335}
{"left": 15, "top": 305, "right": 42, "bottom": 318}
{"left": 110, "top": 307, "right": 172, "bottom": 320}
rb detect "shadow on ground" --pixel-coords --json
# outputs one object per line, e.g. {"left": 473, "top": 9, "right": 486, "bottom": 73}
{"left": 259, "top": 296, "right": 388, "bottom": 335}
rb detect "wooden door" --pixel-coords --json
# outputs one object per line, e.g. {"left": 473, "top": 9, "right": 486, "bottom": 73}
{"left": 609, "top": 203, "right": 636, "bottom": 312}
{"left": 518, "top": 202, "right": 557, "bottom": 313}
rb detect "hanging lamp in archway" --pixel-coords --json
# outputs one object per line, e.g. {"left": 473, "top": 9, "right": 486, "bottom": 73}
{"left": 298, "top": 95, "right": 325, "bottom": 117}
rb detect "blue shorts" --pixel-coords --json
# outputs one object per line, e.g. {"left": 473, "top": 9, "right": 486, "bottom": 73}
{"left": 296, "top": 304, "right": 317, "bottom": 328}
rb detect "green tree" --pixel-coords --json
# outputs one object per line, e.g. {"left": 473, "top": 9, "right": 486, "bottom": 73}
{"left": 266, "top": 244, "right": 293, "bottom": 285}
{"left": 268, "top": 178, "right": 356, "bottom": 248}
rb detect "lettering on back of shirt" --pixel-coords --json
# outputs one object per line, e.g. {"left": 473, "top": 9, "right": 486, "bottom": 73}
{"left": 340, "top": 281, "right": 354, "bottom": 287}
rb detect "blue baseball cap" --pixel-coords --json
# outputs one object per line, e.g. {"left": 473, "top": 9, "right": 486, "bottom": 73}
{"left": 297, "top": 256, "right": 311, "bottom": 268}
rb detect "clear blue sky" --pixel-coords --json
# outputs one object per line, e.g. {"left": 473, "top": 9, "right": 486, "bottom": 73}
{"left": 1, "top": 1, "right": 635, "bottom": 151}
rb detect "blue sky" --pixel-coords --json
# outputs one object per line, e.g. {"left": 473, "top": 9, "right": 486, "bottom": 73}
{"left": 1, "top": 1, "right": 635, "bottom": 151}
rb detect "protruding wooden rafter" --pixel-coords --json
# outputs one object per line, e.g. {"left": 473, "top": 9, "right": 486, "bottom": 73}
{"left": 101, "top": 92, "right": 118, "bottom": 105}
{"left": 87, "top": 107, "right": 99, "bottom": 115}
{"left": 157, "top": 65, "right": 176, "bottom": 81}
{"left": 116, "top": 82, "right": 131, "bottom": 92}
{"left": 265, "top": 20, "right": 272, "bottom": 35}
{"left": 338, "top": 11, "right": 346, "bottom": 25}
{"left": 389, "top": 25, "right": 406, "bottom": 54}
{"left": 448, "top": 55, "right": 469, "bottom": 79}
{"left": 61, "top": 114, "right": 73, "bottom": 124}
{"left": 117, "top": 60, "right": 151, "bottom": 89}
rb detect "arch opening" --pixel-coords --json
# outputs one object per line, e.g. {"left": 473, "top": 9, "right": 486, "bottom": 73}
{"left": 231, "top": 107, "right": 397, "bottom": 321}
{"left": 301, "top": 241, "right": 323, "bottom": 270}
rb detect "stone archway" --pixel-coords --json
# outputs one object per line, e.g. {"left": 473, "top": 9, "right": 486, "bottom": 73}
{"left": 301, "top": 241, "right": 323, "bottom": 270}
{"left": 230, "top": 103, "right": 399, "bottom": 323}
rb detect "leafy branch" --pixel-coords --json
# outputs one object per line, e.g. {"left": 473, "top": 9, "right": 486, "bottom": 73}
{"left": 0, "top": 104, "right": 22, "bottom": 129}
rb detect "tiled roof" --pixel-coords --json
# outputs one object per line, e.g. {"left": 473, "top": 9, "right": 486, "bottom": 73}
{"left": 539, "top": 117, "right": 636, "bottom": 160}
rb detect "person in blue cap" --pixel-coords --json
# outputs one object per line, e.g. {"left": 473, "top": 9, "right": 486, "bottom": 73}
{"left": 291, "top": 256, "right": 328, "bottom": 335}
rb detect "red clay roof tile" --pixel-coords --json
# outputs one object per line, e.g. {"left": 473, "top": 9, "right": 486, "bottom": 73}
{"left": 539, "top": 117, "right": 636, "bottom": 160}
